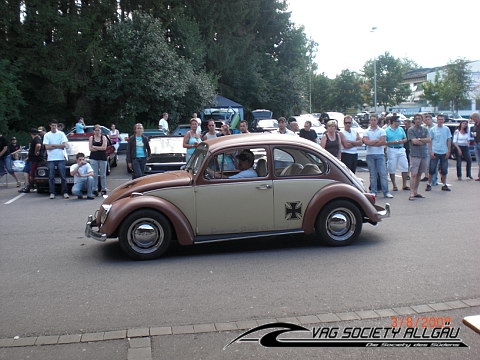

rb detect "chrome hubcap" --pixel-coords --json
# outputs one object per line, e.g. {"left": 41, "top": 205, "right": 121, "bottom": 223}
{"left": 326, "top": 208, "right": 356, "bottom": 241}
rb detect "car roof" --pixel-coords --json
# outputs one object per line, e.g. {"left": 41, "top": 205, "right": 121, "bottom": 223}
{"left": 203, "top": 133, "right": 319, "bottom": 152}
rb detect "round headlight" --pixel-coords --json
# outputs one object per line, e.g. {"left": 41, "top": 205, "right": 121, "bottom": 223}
{"left": 38, "top": 169, "right": 47, "bottom": 177}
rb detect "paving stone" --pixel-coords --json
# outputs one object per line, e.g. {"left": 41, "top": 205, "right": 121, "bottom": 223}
{"left": 374, "top": 308, "right": 397, "bottom": 318}
{"left": 0, "top": 338, "right": 14, "bottom": 347}
{"left": 127, "top": 328, "right": 150, "bottom": 338}
{"left": 336, "top": 312, "right": 360, "bottom": 321}
{"left": 463, "top": 298, "right": 480, "bottom": 307}
{"left": 316, "top": 313, "right": 341, "bottom": 323}
{"left": 193, "top": 323, "right": 216, "bottom": 333}
{"left": 57, "top": 334, "right": 82, "bottom": 344}
{"left": 392, "top": 306, "right": 415, "bottom": 315}
{"left": 35, "top": 335, "right": 59, "bottom": 345}
{"left": 355, "top": 310, "right": 379, "bottom": 319}
{"left": 129, "top": 337, "right": 151, "bottom": 348}
{"left": 103, "top": 330, "right": 127, "bottom": 340}
{"left": 235, "top": 320, "right": 258, "bottom": 330}
{"left": 444, "top": 300, "right": 470, "bottom": 309}
{"left": 428, "top": 302, "right": 452, "bottom": 311}
{"left": 149, "top": 327, "right": 172, "bottom": 336}
{"left": 275, "top": 317, "right": 299, "bottom": 324}
{"left": 127, "top": 346, "right": 152, "bottom": 360}
{"left": 297, "top": 315, "right": 320, "bottom": 324}
{"left": 171, "top": 325, "right": 194, "bottom": 335}
{"left": 11, "top": 337, "right": 37, "bottom": 347}
{"left": 81, "top": 332, "right": 104, "bottom": 342}
{"left": 411, "top": 304, "right": 435, "bottom": 313}
{"left": 215, "top": 322, "right": 238, "bottom": 331}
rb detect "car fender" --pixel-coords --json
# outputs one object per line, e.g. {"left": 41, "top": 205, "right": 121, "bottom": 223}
{"left": 303, "top": 183, "right": 379, "bottom": 233}
{"left": 100, "top": 196, "right": 194, "bottom": 246}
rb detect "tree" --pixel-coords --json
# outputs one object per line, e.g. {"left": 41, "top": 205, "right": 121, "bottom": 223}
{"left": 421, "top": 72, "right": 443, "bottom": 112}
{"left": 440, "top": 59, "right": 471, "bottom": 113}
{"left": 0, "top": 59, "right": 25, "bottom": 133}
{"left": 329, "top": 70, "right": 363, "bottom": 113}
{"left": 363, "top": 52, "right": 412, "bottom": 112}
{"left": 88, "top": 12, "right": 216, "bottom": 129}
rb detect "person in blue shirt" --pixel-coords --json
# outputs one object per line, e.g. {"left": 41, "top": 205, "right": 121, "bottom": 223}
{"left": 426, "top": 114, "right": 452, "bottom": 192}
{"left": 75, "top": 117, "right": 86, "bottom": 134}
{"left": 126, "top": 123, "right": 151, "bottom": 179}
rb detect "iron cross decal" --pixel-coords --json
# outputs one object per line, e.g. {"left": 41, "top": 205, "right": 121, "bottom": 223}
{"left": 285, "top": 201, "right": 302, "bottom": 220}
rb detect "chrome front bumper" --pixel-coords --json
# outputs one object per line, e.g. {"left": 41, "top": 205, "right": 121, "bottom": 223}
{"left": 85, "top": 215, "right": 108, "bottom": 242}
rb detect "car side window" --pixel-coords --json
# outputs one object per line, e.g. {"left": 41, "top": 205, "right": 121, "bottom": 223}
{"left": 275, "top": 147, "right": 326, "bottom": 177}
{"left": 204, "top": 148, "right": 267, "bottom": 180}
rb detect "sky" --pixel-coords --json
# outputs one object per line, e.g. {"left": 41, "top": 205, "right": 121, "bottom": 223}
{"left": 287, "top": 0, "right": 479, "bottom": 78}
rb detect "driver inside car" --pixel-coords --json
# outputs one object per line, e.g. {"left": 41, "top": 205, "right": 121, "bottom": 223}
{"left": 207, "top": 150, "right": 258, "bottom": 179}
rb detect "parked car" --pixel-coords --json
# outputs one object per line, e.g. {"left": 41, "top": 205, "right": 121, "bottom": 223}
{"left": 66, "top": 125, "right": 110, "bottom": 139}
{"left": 144, "top": 136, "right": 187, "bottom": 174}
{"left": 125, "top": 136, "right": 186, "bottom": 174}
{"left": 34, "top": 137, "right": 117, "bottom": 193}
{"left": 288, "top": 115, "right": 326, "bottom": 138}
{"left": 249, "top": 119, "right": 278, "bottom": 133}
{"left": 85, "top": 133, "right": 390, "bottom": 260}
{"left": 171, "top": 124, "right": 191, "bottom": 137}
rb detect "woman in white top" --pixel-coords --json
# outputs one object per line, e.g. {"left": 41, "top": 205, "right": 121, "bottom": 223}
{"left": 109, "top": 123, "right": 120, "bottom": 151}
{"left": 453, "top": 120, "right": 472, "bottom": 180}
{"left": 339, "top": 116, "right": 362, "bottom": 173}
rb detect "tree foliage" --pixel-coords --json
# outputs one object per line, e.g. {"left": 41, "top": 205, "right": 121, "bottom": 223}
{"left": 421, "top": 59, "right": 472, "bottom": 113}
{"left": 0, "top": 0, "right": 316, "bottom": 133}
{"left": 362, "top": 52, "right": 412, "bottom": 112}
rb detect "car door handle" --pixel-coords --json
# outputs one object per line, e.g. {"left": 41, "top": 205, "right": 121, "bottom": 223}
{"left": 256, "top": 184, "right": 272, "bottom": 190}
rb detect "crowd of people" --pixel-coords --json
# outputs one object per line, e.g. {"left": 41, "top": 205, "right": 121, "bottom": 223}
{"left": 3, "top": 111, "right": 480, "bottom": 200}
{"left": 0, "top": 117, "right": 117, "bottom": 199}
{"left": 176, "top": 110, "right": 480, "bottom": 202}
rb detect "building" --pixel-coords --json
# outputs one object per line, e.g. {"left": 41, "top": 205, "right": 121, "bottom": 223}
{"left": 391, "top": 60, "right": 480, "bottom": 117}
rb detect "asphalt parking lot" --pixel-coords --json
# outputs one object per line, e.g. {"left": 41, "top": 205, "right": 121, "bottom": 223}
{"left": 1, "top": 154, "right": 479, "bottom": 360}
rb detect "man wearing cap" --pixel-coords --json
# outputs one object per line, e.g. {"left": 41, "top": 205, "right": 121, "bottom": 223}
{"left": 207, "top": 150, "right": 258, "bottom": 179}
{"left": 18, "top": 129, "right": 44, "bottom": 193}
{"left": 276, "top": 117, "right": 295, "bottom": 135}
{"left": 385, "top": 115, "right": 409, "bottom": 192}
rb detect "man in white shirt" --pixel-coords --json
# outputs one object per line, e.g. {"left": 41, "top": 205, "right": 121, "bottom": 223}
{"left": 43, "top": 119, "right": 69, "bottom": 199}
{"left": 192, "top": 113, "right": 202, "bottom": 134}
{"left": 276, "top": 117, "right": 295, "bottom": 135}
{"left": 363, "top": 114, "right": 393, "bottom": 198}
{"left": 158, "top": 113, "right": 169, "bottom": 134}
{"left": 70, "top": 152, "right": 95, "bottom": 199}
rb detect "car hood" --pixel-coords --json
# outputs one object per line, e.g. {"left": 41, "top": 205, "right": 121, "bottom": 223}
{"left": 104, "top": 170, "right": 193, "bottom": 204}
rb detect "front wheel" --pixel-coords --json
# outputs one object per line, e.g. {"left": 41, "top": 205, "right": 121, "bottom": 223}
{"left": 316, "top": 200, "right": 362, "bottom": 246}
{"left": 119, "top": 210, "right": 172, "bottom": 260}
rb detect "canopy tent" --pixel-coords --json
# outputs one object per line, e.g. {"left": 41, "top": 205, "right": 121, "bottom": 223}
{"left": 201, "top": 95, "right": 244, "bottom": 122}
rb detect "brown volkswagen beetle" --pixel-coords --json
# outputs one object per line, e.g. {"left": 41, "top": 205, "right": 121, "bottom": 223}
{"left": 85, "top": 133, "right": 390, "bottom": 260}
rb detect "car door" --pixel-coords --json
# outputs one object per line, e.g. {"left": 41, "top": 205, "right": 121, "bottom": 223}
{"left": 272, "top": 147, "right": 330, "bottom": 230}
{"left": 194, "top": 149, "right": 274, "bottom": 235}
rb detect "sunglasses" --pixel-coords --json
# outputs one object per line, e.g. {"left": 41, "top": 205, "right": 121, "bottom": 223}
{"left": 344, "top": 122, "right": 352, "bottom": 124}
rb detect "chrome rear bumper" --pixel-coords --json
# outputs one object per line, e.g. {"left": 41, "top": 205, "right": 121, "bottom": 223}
{"left": 377, "top": 203, "right": 391, "bottom": 219}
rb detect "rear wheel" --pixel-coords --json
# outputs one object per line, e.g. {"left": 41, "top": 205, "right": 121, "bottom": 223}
{"left": 119, "top": 210, "right": 172, "bottom": 260}
{"left": 316, "top": 200, "right": 362, "bottom": 246}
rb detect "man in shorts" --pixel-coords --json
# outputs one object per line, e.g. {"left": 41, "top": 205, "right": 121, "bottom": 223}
{"left": 407, "top": 113, "right": 431, "bottom": 200}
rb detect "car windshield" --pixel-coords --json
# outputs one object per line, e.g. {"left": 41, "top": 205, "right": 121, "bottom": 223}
{"left": 185, "top": 143, "right": 208, "bottom": 175}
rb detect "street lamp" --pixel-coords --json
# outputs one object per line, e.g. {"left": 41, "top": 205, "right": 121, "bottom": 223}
{"left": 370, "top": 27, "right": 377, "bottom": 114}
